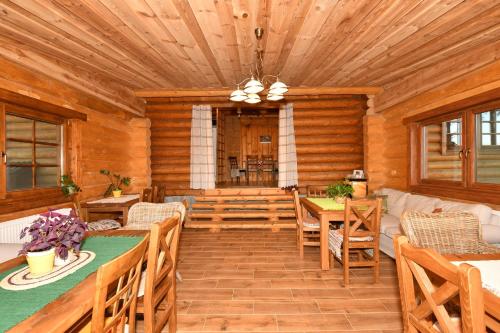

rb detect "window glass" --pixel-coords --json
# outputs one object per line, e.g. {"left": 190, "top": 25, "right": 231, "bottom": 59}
{"left": 475, "top": 111, "right": 500, "bottom": 184}
{"left": 422, "top": 118, "right": 462, "bottom": 181}
{"left": 5, "top": 114, "right": 62, "bottom": 191}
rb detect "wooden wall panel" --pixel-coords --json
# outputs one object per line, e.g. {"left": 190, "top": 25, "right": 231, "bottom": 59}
{"left": 223, "top": 115, "right": 240, "bottom": 182}
{"left": 0, "top": 61, "right": 149, "bottom": 220}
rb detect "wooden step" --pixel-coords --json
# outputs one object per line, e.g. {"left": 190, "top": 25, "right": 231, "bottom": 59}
{"left": 203, "top": 188, "right": 286, "bottom": 196}
{"left": 191, "top": 202, "right": 294, "bottom": 210}
{"left": 195, "top": 195, "right": 292, "bottom": 202}
{"left": 185, "top": 220, "right": 296, "bottom": 229}
{"left": 190, "top": 211, "right": 295, "bottom": 219}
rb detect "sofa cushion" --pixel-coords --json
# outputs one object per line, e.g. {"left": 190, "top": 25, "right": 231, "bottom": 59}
{"left": 0, "top": 243, "right": 22, "bottom": 263}
{"left": 384, "top": 225, "right": 402, "bottom": 238}
{"left": 377, "top": 188, "right": 409, "bottom": 218}
{"left": 482, "top": 224, "right": 500, "bottom": 244}
{"left": 404, "top": 194, "right": 441, "bottom": 214}
{"left": 490, "top": 212, "right": 500, "bottom": 227}
{"left": 438, "top": 200, "right": 492, "bottom": 225}
{"left": 380, "top": 214, "right": 400, "bottom": 234}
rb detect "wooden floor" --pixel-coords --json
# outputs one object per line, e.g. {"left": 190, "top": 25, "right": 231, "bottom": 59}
{"left": 139, "top": 229, "right": 403, "bottom": 332}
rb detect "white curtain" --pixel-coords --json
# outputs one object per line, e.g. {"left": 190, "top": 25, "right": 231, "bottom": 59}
{"left": 278, "top": 103, "right": 298, "bottom": 187}
{"left": 190, "top": 105, "right": 215, "bottom": 189}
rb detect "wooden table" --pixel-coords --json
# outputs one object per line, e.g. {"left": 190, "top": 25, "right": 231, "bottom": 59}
{"left": 300, "top": 197, "right": 344, "bottom": 270}
{"left": 80, "top": 194, "right": 140, "bottom": 226}
{"left": 0, "top": 230, "right": 147, "bottom": 333}
{"left": 445, "top": 253, "right": 500, "bottom": 327}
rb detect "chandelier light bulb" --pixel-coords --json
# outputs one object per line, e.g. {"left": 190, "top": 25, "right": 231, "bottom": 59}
{"left": 229, "top": 87, "right": 247, "bottom": 102}
{"left": 245, "top": 93, "right": 261, "bottom": 104}
{"left": 266, "top": 93, "right": 284, "bottom": 101}
{"left": 243, "top": 76, "right": 264, "bottom": 94}
{"left": 269, "top": 79, "right": 288, "bottom": 95}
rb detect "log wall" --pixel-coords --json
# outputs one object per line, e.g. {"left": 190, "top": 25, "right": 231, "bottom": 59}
{"left": 0, "top": 59, "right": 149, "bottom": 220}
{"left": 147, "top": 95, "right": 367, "bottom": 194}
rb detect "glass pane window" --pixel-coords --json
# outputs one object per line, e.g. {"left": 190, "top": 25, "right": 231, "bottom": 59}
{"left": 5, "top": 114, "right": 62, "bottom": 191}
{"left": 422, "top": 118, "right": 463, "bottom": 182}
{"left": 475, "top": 111, "right": 500, "bottom": 184}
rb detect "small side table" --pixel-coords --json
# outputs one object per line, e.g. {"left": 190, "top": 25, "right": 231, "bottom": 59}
{"left": 80, "top": 194, "right": 140, "bottom": 226}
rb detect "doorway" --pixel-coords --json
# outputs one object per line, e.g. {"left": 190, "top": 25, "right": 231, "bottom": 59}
{"left": 215, "top": 107, "right": 279, "bottom": 187}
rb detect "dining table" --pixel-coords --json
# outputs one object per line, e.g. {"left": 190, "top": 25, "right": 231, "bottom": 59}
{"left": 0, "top": 230, "right": 148, "bottom": 333}
{"left": 300, "top": 197, "right": 347, "bottom": 270}
{"left": 444, "top": 252, "right": 500, "bottom": 328}
{"left": 80, "top": 194, "right": 140, "bottom": 226}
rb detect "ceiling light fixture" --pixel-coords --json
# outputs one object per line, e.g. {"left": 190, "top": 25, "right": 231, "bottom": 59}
{"left": 229, "top": 27, "right": 288, "bottom": 104}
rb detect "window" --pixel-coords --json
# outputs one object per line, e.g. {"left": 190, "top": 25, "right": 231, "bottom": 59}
{"left": 4, "top": 113, "right": 63, "bottom": 192}
{"left": 408, "top": 100, "right": 500, "bottom": 204}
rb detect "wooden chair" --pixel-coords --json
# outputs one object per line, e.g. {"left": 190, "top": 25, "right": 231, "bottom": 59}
{"left": 124, "top": 202, "right": 186, "bottom": 230}
{"left": 71, "top": 195, "right": 121, "bottom": 231}
{"left": 246, "top": 155, "right": 259, "bottom": 184}
{"left": 141, "top": 188, "right": 153, "bottom": 203}
{"left": 329, "top": 198, "right": 382, "bottom": 286}
{"left": 228, "top": 156, "right": 241, "bottom": 184}
{"left": 153, "top": 184, "right": 166, "bottom": 203}
{"left": 80, "top": 235, "right": 149, "bottom": 333}
{"left": 292, "top": 190, "right": 320, "bottom": 258}
{"left": 136, "top": 214, "right": 181, "bottom": 333}
{"left": 261, "top": 155, "right": 274, "bottom": 183}
{"left": 400, "top": 211, "right": 500, "bottom": 255}
{"left": 306, "top": 185, "right": 327, "bottom": 197}
{"left": 394, "top": 235, "right": 486, "bottom": 333}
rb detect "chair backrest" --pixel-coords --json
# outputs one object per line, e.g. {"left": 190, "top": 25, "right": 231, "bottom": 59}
{"left": 292, "top": 190, "right": 304, "bottom": 226}
{"left": 126, "top": 202, "right": 186, "bottom": 230}
{"left": 143, "top": 215, "right": 180, "bottom": 333}
{"left": 394, "top": 235, "right": 485, "bottom": 333}
{"left": 246, "top": 155, "right": 259, "bottom": 171}
{"left": 261, "top": 155, "right": 274, "bottom": 170}
{"left": 153, "top": 184, "right": 166, "bottom": 203}
{"left": 91, "top": 235, "right": 149, "bottom": 333}
{"left": 400, "top": 211, "right": 483, "bottom": 254}
{"left": 228, "top": 156, "right": 238, "bottom": 169}
{"left": 141, "top": 188, "right": 153, "bottom": 203}
{"left": 343, "top": 198, "right": 382, "bottom": 239}
{"left": 306, "top": 185, "right": 327, "bottom": 198}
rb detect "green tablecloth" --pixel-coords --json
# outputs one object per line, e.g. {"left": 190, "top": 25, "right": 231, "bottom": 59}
{"left": 306, "top": 198, "right": 345, "bottom": 210}
{"left": 0, "top": 236, "right": 143, "bottom": 332}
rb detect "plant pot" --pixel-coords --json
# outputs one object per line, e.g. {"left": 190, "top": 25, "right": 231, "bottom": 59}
{"left": 26, "top": 248, "right": 55, "bottom": 276}
{"left": 335, "top": 196, "right": 346, "bottom": 204}
{"left": 112, "top": 190, "right": 122, "bottom": 198}
{"left": 54, "top": 250, "right": 76, "bottom": 267}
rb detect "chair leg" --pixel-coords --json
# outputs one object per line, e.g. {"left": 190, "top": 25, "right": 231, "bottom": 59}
{"left": 343, "top": 246, "right": 349, "bottom": 287}
{"left": 299, "top": 231, "right": 304, "bottom": 259}
{"left": 373, "top": 248, "right": 380, "bottom": 284}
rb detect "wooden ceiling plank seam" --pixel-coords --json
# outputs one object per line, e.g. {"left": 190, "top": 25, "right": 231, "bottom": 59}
{"left": 171, "top": 0, "right": 227, "bottom": 86}
{"left": 141, "top": 0, "right": 218, "bottom": 87}
{"left": 0, "top": 36, "right": 144, "bottom": 115}
{"left": 288, "top": 0, "right": 384, "bottom": 85}
{"left": 279, "top": 0, "right": 339, "bottom": 82}
{"left": 144, "top": 0, "right": 221, "bottom": 87}
{"left": 78, "top": 0, "right": 189, "bottom": 88}
{"left": 20, "top": 0, "right": 169, "bottom": 87}
{"left": 306, "top": 0, "right": 426, "bottom": 86}
{"left": 50, "top": 0, "right": 175, "bottom": 88}
{"left": 98, "top": 0, "right": 204, "bottom": 88}
{"left": 187, "top": 0, "right": 236, "bottom": 85}
{"left": 213, "top": 0, "right": 242, "bottom": 83}
{"left": 0, "top": 18, "right": 146, "bottom": 90}
{"left": 232, "top": 0, "right": 254, "bottom": 82}
{"left": 273, "top": 0, "right": 314, "bottom": 75}
{"left": 376, "top": 40, "right": 500, "bottom": 112}
{"left": 326, "top": 0, "right": 465, "bottom": 85}
{"left": 337, "top": 0, "right": 496, "bottom": 86}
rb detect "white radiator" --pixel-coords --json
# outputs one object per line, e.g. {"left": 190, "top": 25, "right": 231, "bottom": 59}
{"left": 0, "top": 208, "right": 72, "bottom": 244}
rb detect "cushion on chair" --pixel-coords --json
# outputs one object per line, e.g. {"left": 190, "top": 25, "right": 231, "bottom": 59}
{"left": 303, "top": 216, "right": 320, "bottom": 228}
{"left": 328, "top": 229, "right": 374, "bottom": 259}
{"left": 124, "top": 202, "right": 186, "bottom": 230}
{"left": 86, "top": 219, "right": 121, "bottom": 231}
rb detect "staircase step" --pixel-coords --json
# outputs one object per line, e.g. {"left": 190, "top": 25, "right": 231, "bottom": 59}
{"left": 192, "top": 202, "right": 294, "bottom": 210}
{"left": 190, "top": 211, "right": 296, "bottom": 219}
{"left": 195, "top": 195, "right": 292, "bottom": 202}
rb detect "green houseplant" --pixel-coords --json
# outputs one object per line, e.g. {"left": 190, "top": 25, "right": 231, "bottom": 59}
{"left": 61, "top": 175, "right": 81, "bottom": 197}
{"left": 326, "top": 182, "right": 354, "bottom": 204}
{"left": 100, "top": 169, "right": 131, "bottom": 197}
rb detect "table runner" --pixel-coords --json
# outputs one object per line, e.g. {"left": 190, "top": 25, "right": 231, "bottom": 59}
{"left": 0, "top": 236, "right": 143, "bottom": 332}
{"left": 306, "top": 198, "right": 345, "bottom": 211}
{"left": 451, "top": 260, "right": 500, "bottom": 297}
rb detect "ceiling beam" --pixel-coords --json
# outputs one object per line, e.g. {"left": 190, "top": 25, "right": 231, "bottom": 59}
{"left": 135, "top": 86, "right": 383, "bottom": 98}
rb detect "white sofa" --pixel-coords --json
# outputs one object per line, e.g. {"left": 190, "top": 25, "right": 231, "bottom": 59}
{"left": 376, "top": 188, "right": 500, "bottom": 258}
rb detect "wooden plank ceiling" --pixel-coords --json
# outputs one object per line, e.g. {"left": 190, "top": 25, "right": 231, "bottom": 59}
{"left": 0, "top": 0, "right": 499, "bottom": 114}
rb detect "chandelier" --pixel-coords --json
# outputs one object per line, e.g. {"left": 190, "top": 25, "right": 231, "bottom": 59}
{"left": 229, "top": 28, "right": 288, "bottom": 104}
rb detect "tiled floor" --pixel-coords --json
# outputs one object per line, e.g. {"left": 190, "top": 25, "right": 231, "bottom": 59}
{"left": 141, "top": 229, "right": 403, "bottom": 332}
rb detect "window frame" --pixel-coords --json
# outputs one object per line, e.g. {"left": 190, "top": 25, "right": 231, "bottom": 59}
{"left": 1, "top": 103, "right": 66, "bottom": 197}
{"left": 408, "top": 99, "right": 500, "bottom": 205}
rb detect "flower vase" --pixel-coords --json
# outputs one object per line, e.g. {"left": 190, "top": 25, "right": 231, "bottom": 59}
{"left": 26, "top": 248, "right": 55, "bottom": 276}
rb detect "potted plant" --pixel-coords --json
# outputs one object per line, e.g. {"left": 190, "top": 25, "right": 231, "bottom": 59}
{"left": 326, "top": 182, "right": 354, "bottom": 204}
{"left": 19, "top": 209, "right": 87, "bottom": 274}
{"left": 61, "top": 175, "right": 81, "bottom": 197}
{"left": 99, "top": 169, "right": 131, "bottom": 198}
